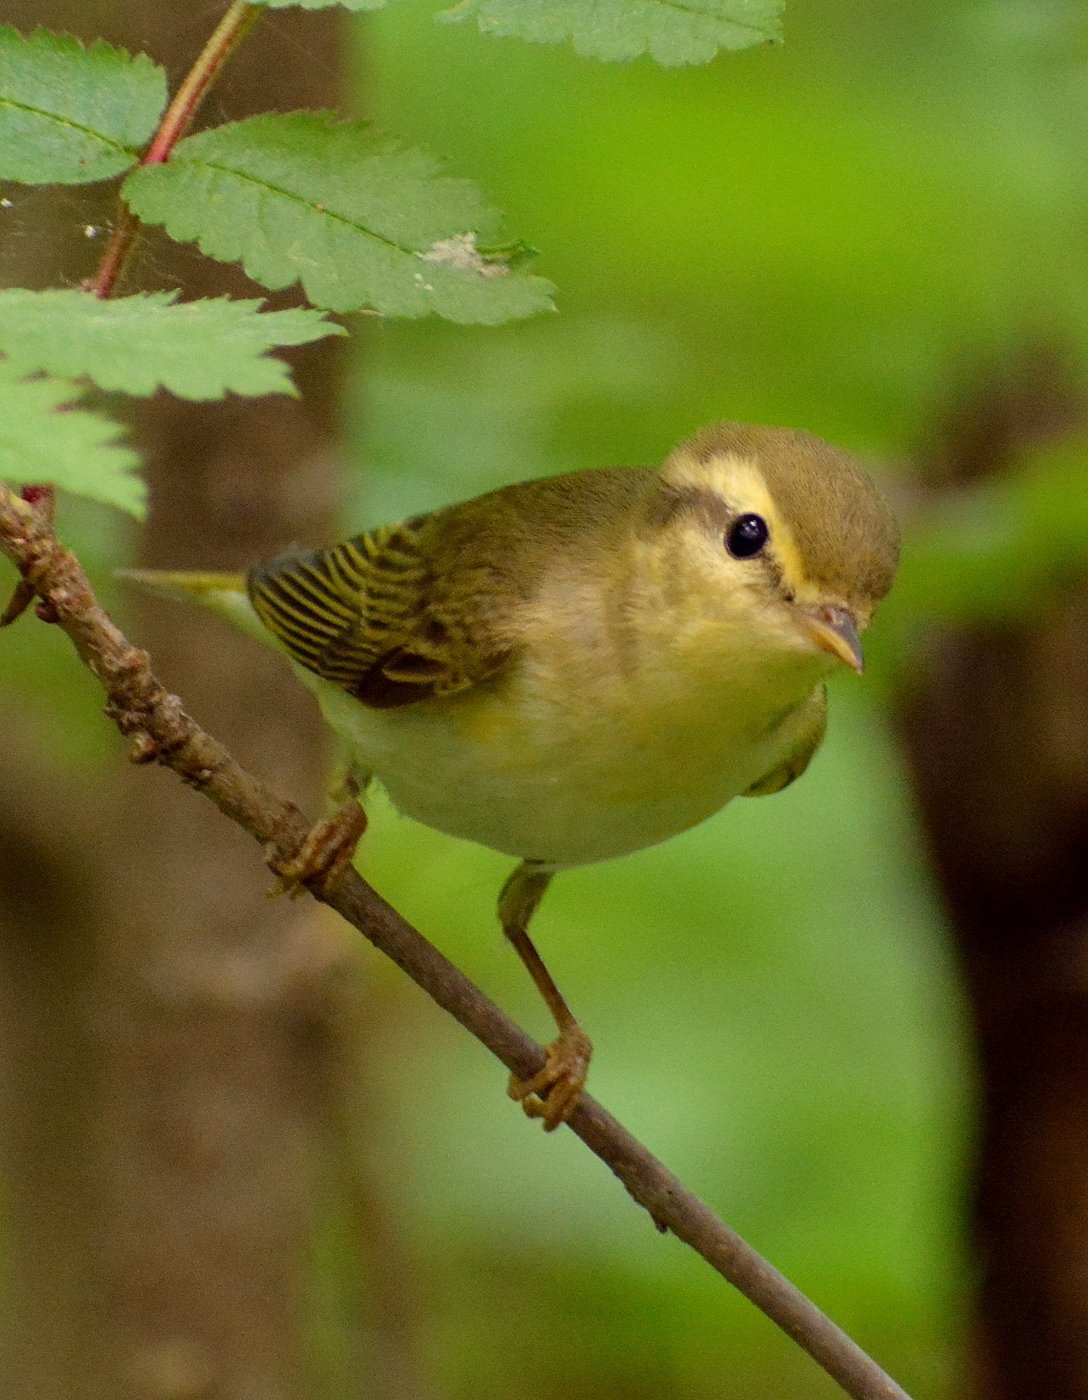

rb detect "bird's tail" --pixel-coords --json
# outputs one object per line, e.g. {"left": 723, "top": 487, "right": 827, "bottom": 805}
{"left": 118, "top": 569, "right": 269, "bottom": 646}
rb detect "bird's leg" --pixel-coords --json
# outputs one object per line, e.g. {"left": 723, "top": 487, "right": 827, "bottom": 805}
{"left": 268, "top": 762, "right": 370, "bottom": 898}
{"left": 500, "top": 862, "right": 592, "bottom": 1131}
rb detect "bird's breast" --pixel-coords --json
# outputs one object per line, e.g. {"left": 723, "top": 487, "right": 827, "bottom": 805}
{"left": 304, "top": 602, "right": 829, "bottom": 867}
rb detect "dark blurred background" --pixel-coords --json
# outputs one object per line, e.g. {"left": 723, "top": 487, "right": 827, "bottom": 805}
{"left": 3, "top": 1, "right": 1088, "bottom": 1397}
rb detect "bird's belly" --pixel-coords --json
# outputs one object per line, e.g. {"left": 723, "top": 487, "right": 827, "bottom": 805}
{"left": 308, "top": 666, "right": 816, "bottom": 867}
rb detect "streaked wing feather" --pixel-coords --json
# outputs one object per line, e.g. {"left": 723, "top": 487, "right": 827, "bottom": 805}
{"left": 247, "top": 520, "right": 512, "bottom": 709}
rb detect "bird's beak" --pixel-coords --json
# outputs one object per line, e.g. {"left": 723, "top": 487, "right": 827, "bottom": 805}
{"left": 797, "top": 604, "right": 864, "bottom": 673}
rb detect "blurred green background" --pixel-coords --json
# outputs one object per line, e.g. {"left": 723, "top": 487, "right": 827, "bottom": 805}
{"left": 12, "top": 0, "right": 1088, "bottom": 1394}
{"left": 341, "top": 2, "right": 1013, "bottom": 1394}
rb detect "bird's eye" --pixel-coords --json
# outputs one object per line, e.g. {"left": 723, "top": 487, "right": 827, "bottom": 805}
{"left": 725, "top": 513, "right": 769, "bottom": 559}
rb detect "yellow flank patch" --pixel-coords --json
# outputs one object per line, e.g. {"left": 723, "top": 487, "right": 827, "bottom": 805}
{"left": 457, "top": 692, "right": 514, "bottom": 750}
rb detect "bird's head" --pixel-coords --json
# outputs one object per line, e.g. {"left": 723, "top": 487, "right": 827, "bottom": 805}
{"left": 642, "top": 422, "right": 899, "bottom": 677}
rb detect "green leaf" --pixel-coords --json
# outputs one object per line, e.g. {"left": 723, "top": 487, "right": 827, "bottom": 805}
{"left": 0, "top": 364, "right": 143, "bottom": 517}
{"left": 441, "top": 0, "right": 783, "bottom": 65}
{"left": 0, "top": 289, "right": 345, "bottom": 400}
{"left": 122, "top": 112, "right": 556, "bottom": 323}
{"left": 0, "top": 25, "right": 165, "bottom": 184}
{"left": 250, "top": 0, "right": 385, "bottom": 10}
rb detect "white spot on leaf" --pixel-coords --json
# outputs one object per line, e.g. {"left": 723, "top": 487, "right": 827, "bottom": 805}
{"left": 417, "top": 232, "right": 508, "bottom": 279}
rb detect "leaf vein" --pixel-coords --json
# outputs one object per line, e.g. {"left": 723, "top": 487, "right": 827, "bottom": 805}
{"left": 0, "top": 95, "right": 133, "bottom": 155}
{"left": 196, "top": 158, "right": 425, "bottom": 259}
{"left": 646, "top": 0, "right": 773, "bottom": 34}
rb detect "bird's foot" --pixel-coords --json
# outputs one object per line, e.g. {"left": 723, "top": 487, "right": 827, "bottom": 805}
{"left": 268, "top": 801, "right": 367, "bottom": 898}
{"left": 508, "top": 1024, "right": 593, "bottom": 1131}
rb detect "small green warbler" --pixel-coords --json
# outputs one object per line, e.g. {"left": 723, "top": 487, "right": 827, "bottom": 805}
{"left": 128, "top": 422, "right": 899, "bottom": 1129}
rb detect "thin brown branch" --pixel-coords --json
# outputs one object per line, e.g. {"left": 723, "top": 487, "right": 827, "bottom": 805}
{"left": 0, "top": 481, "right": 913, "bottom": 1400}
{"left": 89, "top": 2, "right": 263, "bottom": 299}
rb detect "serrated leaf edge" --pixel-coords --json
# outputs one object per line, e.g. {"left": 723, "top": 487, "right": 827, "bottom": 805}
{"left": 126, "top": 133, "right": 528, "bottom": 292}
{"left": 0, "top": 24, "right": 162, "bottom": 166}
{"left": 441, "top": 0, "right": 782, "bottom": 46}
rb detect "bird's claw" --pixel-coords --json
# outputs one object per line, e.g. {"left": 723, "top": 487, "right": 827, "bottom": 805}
{"left": 268, "top": 801, "right": 367, "bottom": 898}
{"left": 508, "top": 1024, "right": 593, "bottom": 1131}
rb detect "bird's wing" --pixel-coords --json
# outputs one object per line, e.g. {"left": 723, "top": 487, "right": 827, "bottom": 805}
{"left": 248, "top": 467, "right": 655, "bottom": 711}
{"left": 742, "top": 686, "right": 828, "bottom": 796}
{"left": 246, "top": 517, "right": 514, "bottom": 710}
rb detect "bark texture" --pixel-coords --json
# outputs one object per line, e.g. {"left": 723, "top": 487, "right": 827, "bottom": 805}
{"left": 0, "top": 5, "right": 360, "bottom": 1398}
{"left": 899, "top": 351, "right": 1088, "bottom": 1400}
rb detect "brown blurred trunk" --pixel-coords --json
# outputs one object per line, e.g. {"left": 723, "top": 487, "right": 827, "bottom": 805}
{"left": 899, "top": 352, "right": 1088, "bottom": 1400}
{"left": 0, "top": 6, "right": 431, "bottom": 1399}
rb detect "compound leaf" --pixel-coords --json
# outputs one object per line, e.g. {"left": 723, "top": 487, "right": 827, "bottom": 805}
{"left": 0, "top": 363, "right": 144, "bottom": 517}
{"left": 123, "top": 112, "right": 555, "bottom": 323}
{"left": 442, "top": 0, "right": 782, "bottom": 65}
{"left": 0, "top": 24, "right": 165, "bottom": 184}
{"left": 0, "top": 289, "right": 344, "bottom": 399}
